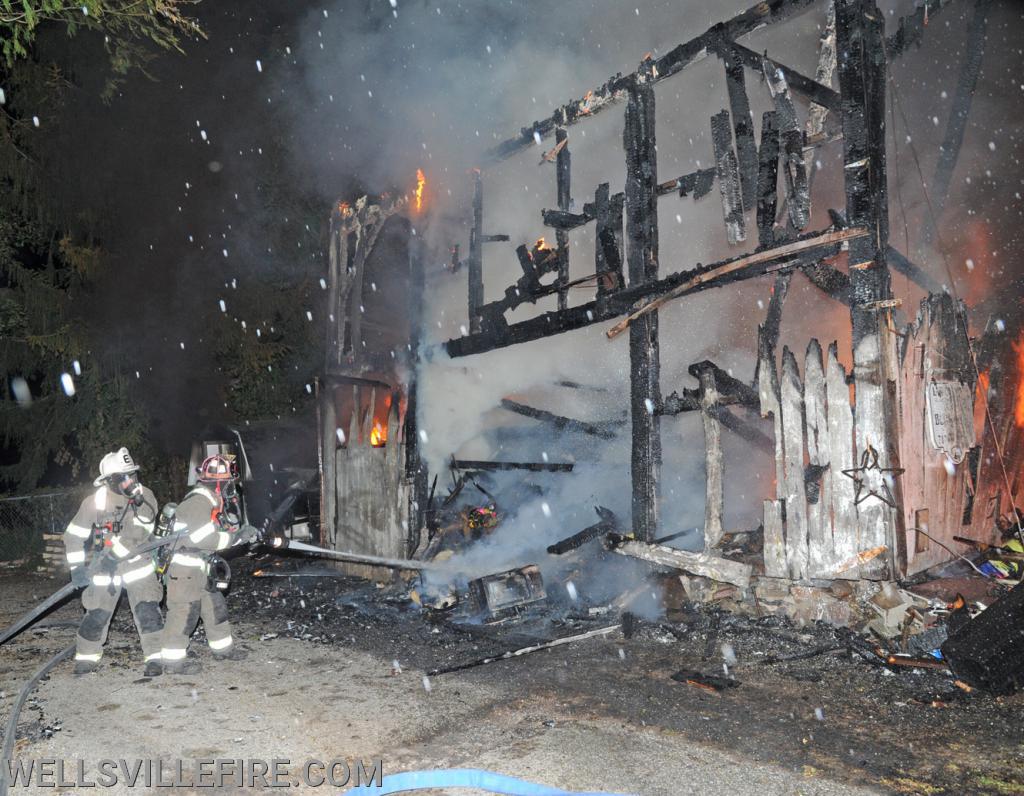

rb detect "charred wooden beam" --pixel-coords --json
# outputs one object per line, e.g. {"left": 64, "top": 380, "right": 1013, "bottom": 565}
{"left": 656, "top": 168, "right": 716, "bottom": 199}
{"left": 451, "top": 460, "right": 574, "bottom": 473}
{"left": 725, "top": 41, "right": 841, "bottom": 112}
{"left": 606, "top": 225, "right": 866, "bottom": 339}
{"left": 711, "top": 109, "right": 746, "bottom": 245}
{"left": 555, "top": 127, "right": 572, "bottom": 311}
{"left": 483, "top": 0, "right": 821, "bottom": 163}
{"left": 546, "top": 507, "right": 618, "bottom": 555}
{"left": 688, "top": 361, "right": 759, "bottom": 406}
{"left": 760, "top": 272, "right": 792, "bottom": 367}
{"left": 446, "top": 226, "right": 863, "bottom": 357}
{"left": 755, "top": 111, "right": 781, "bottom": 247}
{"left": 542, "top": 208, "right": 594, "bottom": 230}
{"left": 499, "top": 399, "right": 620, "bottom": 439}
{"left": 720, "top": 45, "right": 758, "bottom": 210}
{"left": 482, "top": 234, "right": 510, "bottom": 243}
{"left": 468, "top": 171, "right": 485, "bottom": 334}
{"left": 921, "top": 0, "right": 988, "bottom": 247}
{"left": 613, "top": 541, "right": 753, "bottom": 590}
{"left": 591, "top": 183, "right": 625, "bottom": 297}
{"left": 624, "top": 63, "right": 662, "bottom": 543}
{"left": 658, "top": 389, "right": 701, "bottom": 415}
{"left": 802, "top": 260, "right": 852, "bottom": 304}
{"left": 718, "top": 407, "right": 774, "bottom": 454}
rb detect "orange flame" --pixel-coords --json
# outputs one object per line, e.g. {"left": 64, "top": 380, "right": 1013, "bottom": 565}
{"left": 338, "top": 200, "right": 352, "bottom": 217}
{"left": 414, "top": 169, "right": 426, "bottom": 213}
{"left": 1013, "top": 334, "right": 1024, "bottom": 428}
{"left": 534, "top": 237, "right": 551, "bottom": 251}
{"left": 370, "top": 420, "right": 387, "bottom": 447}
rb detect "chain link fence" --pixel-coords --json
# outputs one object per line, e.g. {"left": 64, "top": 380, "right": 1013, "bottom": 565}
{"left": 0, "top": 489, "right": 89, "bottom": 569}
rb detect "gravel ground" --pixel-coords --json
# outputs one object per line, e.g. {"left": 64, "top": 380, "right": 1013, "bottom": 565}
{"left": 0, "top": 564, "right": 1021, "bottom": 796}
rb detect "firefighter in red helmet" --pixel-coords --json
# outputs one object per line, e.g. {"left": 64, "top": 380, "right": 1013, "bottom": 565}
{"left": 159, "top": 454, "right": 258, "bottom": 674}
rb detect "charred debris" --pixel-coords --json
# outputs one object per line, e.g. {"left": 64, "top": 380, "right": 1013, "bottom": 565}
{"left": 302, "top": 0, "right": 1024, "bottom": 696}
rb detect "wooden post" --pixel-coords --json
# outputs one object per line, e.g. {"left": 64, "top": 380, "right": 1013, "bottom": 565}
{"left": 624, "top": 63, "right": 661, "bottom": 542}
{"left": 468, "top": 170, "right": 484, "bottom": 334}
{"left": 836, "top": 0, "right": 894, "bottom": 580}
{"left": 697, "top": 367, "right": 724, "bottom": 550}
{"left": 555, "top": 127, "right": 571, "bottom": 311}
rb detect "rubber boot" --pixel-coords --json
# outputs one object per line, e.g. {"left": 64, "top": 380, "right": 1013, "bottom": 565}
{"left": 163, "top": 659, "right": 202, "bottom": 675}
{"left": 143, "top": 659, "right": 163, "bottom": 677}
{"left": 213, "top": 646, "right": 247, "bottom": 661}
{"left": 73, "top": 660, "right": 99, "bottom": 675}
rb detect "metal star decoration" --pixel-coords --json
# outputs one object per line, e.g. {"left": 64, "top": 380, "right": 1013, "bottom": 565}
{"left": 841, "top": 444, "right": 905, "bottom": 508}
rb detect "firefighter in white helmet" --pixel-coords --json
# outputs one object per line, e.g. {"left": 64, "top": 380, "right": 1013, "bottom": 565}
{"left": 62, "top": 447, "right": 164, "bottom": 676}
{"left": 160, "top": 454, "right": 258, "bottom": 674}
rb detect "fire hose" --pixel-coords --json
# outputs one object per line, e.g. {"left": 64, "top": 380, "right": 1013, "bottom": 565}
{"left": 340, "top": 769, "right": 633, "bottom": 796}
{"left": 0, "top": 644, "right": 75, "bottom": 796}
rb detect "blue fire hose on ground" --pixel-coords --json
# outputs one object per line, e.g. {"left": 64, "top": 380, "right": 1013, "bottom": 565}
{"left": 342, "top": 768, "right": 634, "bottom": 796}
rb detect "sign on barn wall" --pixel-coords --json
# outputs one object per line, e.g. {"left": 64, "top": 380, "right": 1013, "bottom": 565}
{"left": 926, "top": 381, "right": 975, "bottom": 464}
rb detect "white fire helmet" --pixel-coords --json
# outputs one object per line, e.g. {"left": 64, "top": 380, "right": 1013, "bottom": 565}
{"left": 93, "top": 447, "right": 140, "bottom": 487}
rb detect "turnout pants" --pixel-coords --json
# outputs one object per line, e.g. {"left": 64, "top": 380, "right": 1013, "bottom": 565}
{"left": 161, "top": 558, "right": 233, "bottom": 663}
{"left": 75, "top": 556, "right": 163, "bottom": 664}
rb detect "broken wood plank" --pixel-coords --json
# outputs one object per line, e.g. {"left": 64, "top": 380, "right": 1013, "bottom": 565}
{"left": 804, "top": 339, "right": 832, "bottom": 578}
{"left": 711, "top": 109, "right": 746, "bottom": 245}
{"left": 592, "top": 183, "right": 625, "bottom": 296}
{"left": 451, "top": 460, "right": 574, "bottom": 473}
{"left": 755, "top": 110, "right": 781, "bottom": 247}
{"left": 721, "top": 45, "right": 758, "bottom": 210}
{"left": 780, "top": 347, "right": 809, "bottom": 579}
{"left": 763, "top": 499, "right": 788, "bottom": 578}
{"left": 762, "top": 57, "right": 810, "bottom": 231}
{"left": 699, "top": 368, "right": 725, "bottom": 551}
{"left": 826, "top": 342, "right": 859, "bottom": 579}
{"left": 606, "top": 227, "right": 867, "bottom": 339}
{"left": 427, "top": 625, "right": 620, "bottom": 676}
{"left": 614, "top": 541, "right": 753, "bottom": 590}
{"left": 499, "top": 398, "right": 620, "bottom": 439}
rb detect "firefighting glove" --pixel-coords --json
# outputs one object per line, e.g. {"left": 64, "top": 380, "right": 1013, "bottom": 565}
{"left": 235, "top": 524, "right": 261, "bottom": 546}
{"left": 70, "top": 566, "right": 90, "bottom": 588}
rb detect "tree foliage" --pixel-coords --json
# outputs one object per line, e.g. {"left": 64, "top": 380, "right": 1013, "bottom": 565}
{"left": 1, "top": 0, "right": 202, "bottom": 96}
{"left": 0, "top": 0, "right": 203, "bottom": 494}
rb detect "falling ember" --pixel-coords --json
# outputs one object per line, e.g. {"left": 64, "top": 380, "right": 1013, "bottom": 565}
{"left": 1012, "top": 334, "right": 1024, "bottom": 428}
{"left": 370, "top": 420, "right": 387, "bottom": 447}
{"left": 414, "top": 169, "right": 426, "bottom": 212}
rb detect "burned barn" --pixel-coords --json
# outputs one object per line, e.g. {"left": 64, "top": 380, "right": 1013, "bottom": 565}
{"left": 316, "top": 0, "right": 1023, "bottom": 644}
